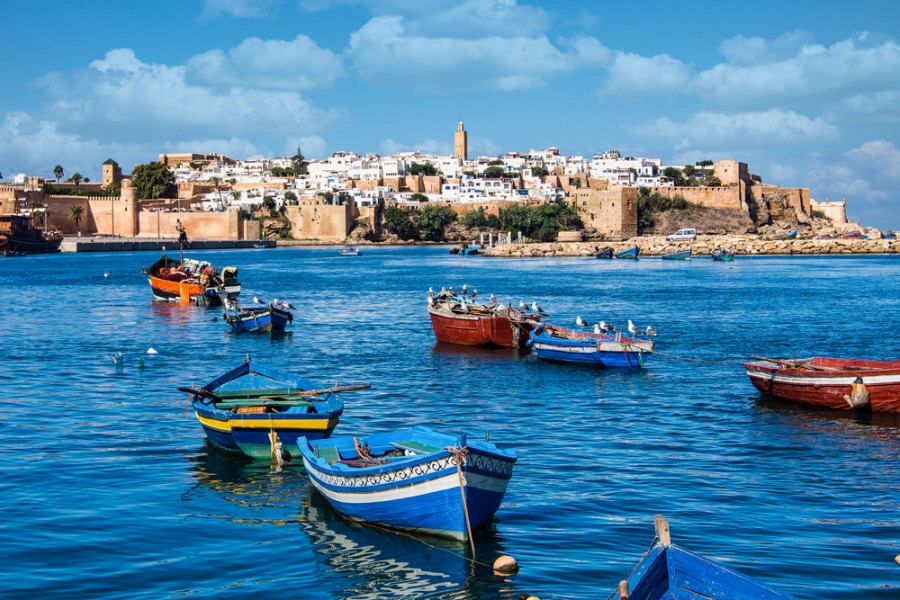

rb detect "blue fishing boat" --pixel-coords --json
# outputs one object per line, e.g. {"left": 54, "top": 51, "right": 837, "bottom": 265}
{"left": 298, "top": 426, "right": 517, "bottom": 542}
{"left": 615, "top": 515, "right": 792, "bottom": 599}
{"left": 711, "top": 248, "right": 735, "bottom": 261}
{"left": 615, "top": 246, "right": 640, "bottom": 259}
{"left": 882, "top": 230, "right": 897, "bottom": 240}
{"left": 180, "top": 358, "right": 367, "bottom": 461}
{"left": 767, "top": 229, "right": 797, "bottom": 241}
{"left": 339, "top": 246, "right": 360, "bottom": 256}
{"left": 595, "top": 246, "right": 613, "bottom": 259}
{"left": 223, "top": 299, "right": 293, "bottom": 333}
{"left": 661, "top": 249, "right": 691, "bottom": 260}
{"left": 528, "top": 323, "right": 655, "bottom": 368}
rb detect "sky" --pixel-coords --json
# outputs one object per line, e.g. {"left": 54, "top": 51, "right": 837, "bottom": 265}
{"left": 3, "top": 0, "right": 900, "bottom": 229}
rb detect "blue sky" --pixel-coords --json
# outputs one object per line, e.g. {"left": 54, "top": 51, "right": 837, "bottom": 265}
{"left": 3, "top": 0, "right": 900, "bottom": 228}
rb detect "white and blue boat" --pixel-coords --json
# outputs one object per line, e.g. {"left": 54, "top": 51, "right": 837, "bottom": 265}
{"left": 616, "top": 515, "right": 792, "bottom": 599}
{"left": 298, "top": 426, "right": 517, "bottom": 542}
{"left": 528, "top": 323, "right": 655, "bottom": 368}
{"left": 223, "top": 299, "right": 293, "bottom": 333}
{"left": 615, "top": 246, "right": 640, "bottom": 259}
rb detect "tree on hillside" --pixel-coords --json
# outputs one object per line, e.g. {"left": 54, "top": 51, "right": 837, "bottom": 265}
{"left": 663, "top": 167, "right": 686, "bottom": 186}
{"left": 383, "top": 206, "right": 418, "bottom": 240}
{"left": 54, "top": 165, "right": 64, "bottom": 181}
{"left": 132, "top": 162, "right": 177, "bottom": 199}
{"left": 416, "top": 203, "right": 455, "bottom": 241}
{"left": 483, "top": 166, "right": 505, "bottom": 178}
{"left": 408, "top": 163, "right": 438, "bottom": 176}
{"left": 410, "top": 193, "right": 428, "bottom": 202}
{"left": 291, "top": 147, "right": 308, "bottom": 175}
{"left": 68, "top": 205, "right": 84, "bottom": 233}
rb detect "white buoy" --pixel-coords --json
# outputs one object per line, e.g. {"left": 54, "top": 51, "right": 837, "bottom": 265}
{"left": 147, "top": 348, "right": 158, "bottom": 354}
{"left": 493, "top": 555, "right": 519, "bottom": 576}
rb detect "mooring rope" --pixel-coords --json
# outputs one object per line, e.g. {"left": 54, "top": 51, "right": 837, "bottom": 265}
{"left": 653, "top": 350, "right": 747, "bottom": 366}
{"left": 446, "top": 445, "right": 476, "bottom": 561}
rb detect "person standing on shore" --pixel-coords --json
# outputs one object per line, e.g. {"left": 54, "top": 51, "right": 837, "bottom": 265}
{"left": 176, "top": 219, "right": 188, "bottom": 245}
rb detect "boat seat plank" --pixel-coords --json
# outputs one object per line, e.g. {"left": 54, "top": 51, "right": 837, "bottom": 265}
{"left": 215, "top": 399, "right": 313, "bottom": 410}
{"left": 391, "top": 440, "right": 442, "bottom": 454}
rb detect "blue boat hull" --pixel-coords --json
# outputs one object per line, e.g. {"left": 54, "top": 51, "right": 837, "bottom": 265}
{"left": 529, "top": 326, "right": 654, "bottom": 368}
{"left": 615, "top": 247, "right": 640, "bottom": 259}
{"left": 299, "top": 427, "right": 516, "bottom": 542}
{"left": 225, "top": 306, "right": 292, "bottom": 332}
{"left": 712, "top": 252, "right": 735, "bottom": 261}
{"left": 623, "top": 543, "right": 791, "bottom": 599}
{"left": 662, "top": 250, "right": 691, "bottom": 260}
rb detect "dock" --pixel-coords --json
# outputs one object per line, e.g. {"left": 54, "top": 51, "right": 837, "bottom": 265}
{"left": 59, "top": 237, "right": 274, "bottom": 253}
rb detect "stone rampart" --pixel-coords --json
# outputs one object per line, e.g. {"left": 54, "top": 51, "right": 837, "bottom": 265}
{"left": 484, "top": 236, "right": 900, "bottom": 258}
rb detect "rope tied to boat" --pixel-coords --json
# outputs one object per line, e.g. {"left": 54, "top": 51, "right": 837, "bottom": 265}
{"left": 446, "top": 445, "right": 477, "bottom": 561}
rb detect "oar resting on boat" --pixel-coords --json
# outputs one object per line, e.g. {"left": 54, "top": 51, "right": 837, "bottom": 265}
{"left": 178, "top": 383, "right": 371, "bottom": 402}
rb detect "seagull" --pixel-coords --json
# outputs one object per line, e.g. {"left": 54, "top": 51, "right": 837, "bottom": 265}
{"left": 428, "top": 286, "right": 434, "bottom": 298}
{"left": 576, "top": 315, "right": 590, "bottom": 327}
{"left": 449, "top": 286, "right": 456, "bottom": 296}
{"left": 461, "top": 283, "right": 468, "bottom": 295}
{"left": 519, "top": 299, "right": 527, "bottom": 310}
{"left": 253, "top": 296, "right": 264, "bottom": 305}
{"left": 490, "top": 293, "right": 498, "bottom": 304}
{"left": 531, "top": 301, "right": 543, "bottom": 313}
{"left": 628, "top": 319, "right": 640, "bottom": 337}
{"left": 470, "top": 289, "right": 477, "bottom": 299}
{"left": 593, "top": 323, "right": 602, "bottom": 334}
{"left": 645, "top": 325, "right": 657, "bottom": 337}
{"left": 103, "top": 271, "right": 110, "bottom": 278}
{"left": 599, "top": 320, "right": 615, "bottom": 333}
{"left": 281, "top": 300, "right": 295, "bottom": 310}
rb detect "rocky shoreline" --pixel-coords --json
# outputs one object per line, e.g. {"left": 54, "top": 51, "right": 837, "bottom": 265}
{"left": 483, "top": 236, "right": 900, "bottom": 257}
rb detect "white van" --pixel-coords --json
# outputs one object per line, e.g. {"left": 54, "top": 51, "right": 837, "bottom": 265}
{"left": 666, "top": 228, "right": 697, "bottom": 241}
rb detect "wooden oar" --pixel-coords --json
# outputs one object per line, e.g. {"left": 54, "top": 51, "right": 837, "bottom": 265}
{"left": 750, "top": 356, "right": 837, "bottom": 372}
{"left": 278, "top": 383, "right": 371, "bottom": 398}
{"left": 177, "top": 386, "right": 223, "bottom": 401}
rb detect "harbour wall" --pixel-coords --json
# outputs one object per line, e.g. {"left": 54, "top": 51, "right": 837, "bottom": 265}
{"left": 484, "top": 236, "right": 900, "bottom": 257}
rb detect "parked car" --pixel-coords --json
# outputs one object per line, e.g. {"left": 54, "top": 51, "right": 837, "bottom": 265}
{"left": 666, "top": 228, "right": 697, "bottom": 241}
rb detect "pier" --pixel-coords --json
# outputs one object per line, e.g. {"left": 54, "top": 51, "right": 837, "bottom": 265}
{"left": 59, "top": 237, "right": 274, "bottom": 252}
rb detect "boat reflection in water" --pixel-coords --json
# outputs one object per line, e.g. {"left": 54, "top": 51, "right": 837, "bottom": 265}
{"left": 300, "top": 490, "right": 521, "bottom": 600}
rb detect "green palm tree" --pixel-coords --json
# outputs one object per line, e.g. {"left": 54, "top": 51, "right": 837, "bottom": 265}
{"left": 68, "top": 205, "right": 84, "bottom": 233}
{"left": 54, "top": 165, "right": 64, "bottom": 181}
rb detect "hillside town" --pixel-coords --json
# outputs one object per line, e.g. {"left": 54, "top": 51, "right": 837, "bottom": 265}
{"left": 0, "top": 121, "right": 868, "bottom": 248}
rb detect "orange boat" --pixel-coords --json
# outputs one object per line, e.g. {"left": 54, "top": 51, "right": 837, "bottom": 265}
{"left": 427, "top": 291, "right": 540, "bottom": 348}
{"left": 142, "top": 252, "right": 240, "bottom": 305}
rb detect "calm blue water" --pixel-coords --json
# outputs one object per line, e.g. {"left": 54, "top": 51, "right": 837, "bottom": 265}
{"left": 1, "top": 247, "right": 899, "bottom": 599}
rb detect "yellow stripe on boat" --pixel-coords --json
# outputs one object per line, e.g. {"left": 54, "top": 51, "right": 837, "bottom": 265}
{"left": 194, "top": 412, "right": 335, "bottom": 431}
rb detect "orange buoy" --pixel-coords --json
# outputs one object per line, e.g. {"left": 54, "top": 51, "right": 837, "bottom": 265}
{"left": 492, "top": 555, "right": 519, "bottom": 575}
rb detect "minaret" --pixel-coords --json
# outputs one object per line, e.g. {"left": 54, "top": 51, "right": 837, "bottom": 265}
{"left": 454, "top": 120, "right": 468, "bottom": 161}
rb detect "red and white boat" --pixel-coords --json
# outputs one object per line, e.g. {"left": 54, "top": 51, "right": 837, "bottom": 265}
{"left": 744, "top": 356, "right": 900, "bottom": 413}
{"left": 427, "top": 291, "right": 540, "bottom": 348}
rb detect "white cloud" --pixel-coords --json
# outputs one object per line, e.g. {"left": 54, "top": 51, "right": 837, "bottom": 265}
{"left": 632, "top": 110, "right": 840, "bottom": 149}
{"left": 42, "top": 49, "right": 335, "bottom": 141}
{"left": 695, "top": 33, "right": 900, "bottom": 108}
{"left": 718, "top": 31, "right": 814, "bottom": 66}
{"left": 597, "top": 51, "right": 691, "bottom": 99}
{"left": 187, "top": 35, "right": 344, "bottom": 90}
{"left": 202, "top": 0, "right": 281, "bottom": 19}
{"left": 347, "top": 16, "right": 603, "bottom": 92}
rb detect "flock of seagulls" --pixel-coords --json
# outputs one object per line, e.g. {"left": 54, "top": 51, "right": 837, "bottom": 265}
{"left": 429, "top": 284, "right": 657, "bottom": 337}
{"left": 250, "top": 296, "right": 294, "bottom": 310}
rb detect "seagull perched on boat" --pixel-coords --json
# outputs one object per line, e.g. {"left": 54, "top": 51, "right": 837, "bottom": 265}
{"left": 628, "top": 319, "right": 640, "bottom": 337}
{"left": 593, "top": 323, "right": 602, "bottom": 334}
{"left": 428, "top": 287, "right": 434, "bottom": 298}
{"left": 470, "top": 289, "right": 477, "bottom": 299}
{"left": 645, "top": 325, "right": 657, "bottom": 337}
{"left": 531, "top": 301, "right": 544, "bottom": 313}
{"left": 576, "top": 315, "right": 590, "bottom": 327}
{"left": 449, "top": 286, "right": 456, "bottom": 296}
{"left": 252, "top": 296, "right": 264, "bottom": 305}
{"left": 490, "top": 293, "right": 498, "bottom": 304}
{"left": 519, "top": 299, "right": 527, "bottom": 310}
{"left": 599, "top": 320, "right": 615, "bottom": 333}
{"left": 461, "top": 283, "right": 468, "bottom": 295}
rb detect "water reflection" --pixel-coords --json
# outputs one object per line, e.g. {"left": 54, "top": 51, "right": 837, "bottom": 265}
{"left": 182, "top": 445, "right": 309, "bottom": 525}
{"left": 299, "top": 491, "right": 524, "bottom": 600}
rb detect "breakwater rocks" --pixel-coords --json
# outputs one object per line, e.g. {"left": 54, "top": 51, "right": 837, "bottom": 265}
{"left": 483, "top": 236, "right": 900, "bottom": 258}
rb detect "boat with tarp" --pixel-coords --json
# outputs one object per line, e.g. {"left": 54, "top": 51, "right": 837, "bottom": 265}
{"left": 142, "top": 250, "right": 240, "bottom": 305}
{"left": 223, "top": 299, "right": 293, "bottom": 333}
